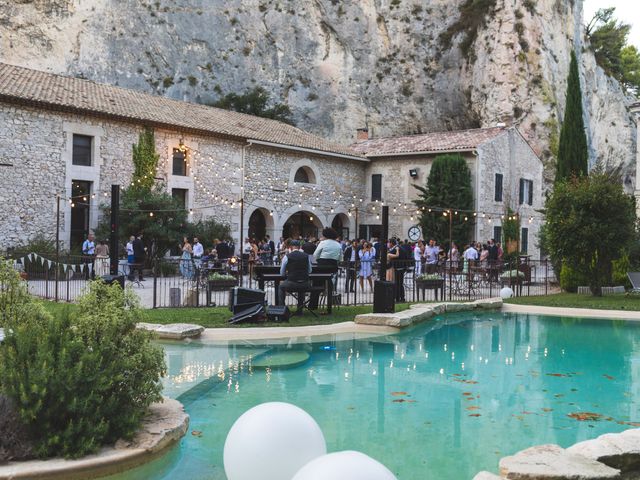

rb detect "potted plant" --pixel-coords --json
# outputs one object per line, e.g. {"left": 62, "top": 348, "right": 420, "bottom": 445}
{"left": 207, "top": 272, "right": 237, "bottom": 291}
{"left": 499, "top": 269, "right": 525, "bottom": 286}
{"left": 415, "top": 273, "right": 444, "bottom": 287}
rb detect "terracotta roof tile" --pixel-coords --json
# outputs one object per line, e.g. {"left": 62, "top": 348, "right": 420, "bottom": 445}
{"left": 0, "top": 62, "right": 364, "bottom": 160}
{"left": 351, "top": 127, "right": 507, "bottom": 156}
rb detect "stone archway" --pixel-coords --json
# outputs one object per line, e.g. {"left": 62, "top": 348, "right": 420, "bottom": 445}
{"left": 331, "top": 213, "right": 350, "bottom": 240}
{"left": 282, "top": 211, "right": 324, "bottom": 239}
{"left": 247, "top": 207, "right": 274, "bottom": 241}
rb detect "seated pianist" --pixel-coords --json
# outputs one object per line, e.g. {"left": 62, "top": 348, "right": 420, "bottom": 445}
{"left": 278, "top": 240, "right": 313, "bottom": 313}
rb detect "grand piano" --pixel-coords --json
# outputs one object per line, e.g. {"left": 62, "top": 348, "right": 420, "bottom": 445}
{"left": 253, "top": 264, "right": 336, "bottom": 313}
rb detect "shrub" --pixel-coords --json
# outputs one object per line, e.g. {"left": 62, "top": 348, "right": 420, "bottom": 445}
{"left": 0, "top": 281, "right": 165, "bottom": 458}
{"left": 0, "top": 259, "right": 47, "bottom": 328}
{"left": 559, "top": 264, "right": 589, "bottom": 293}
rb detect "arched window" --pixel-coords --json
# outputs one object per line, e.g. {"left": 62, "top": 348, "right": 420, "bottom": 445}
{"left": 294, "top": 167, "right": 311, "bottom": 183}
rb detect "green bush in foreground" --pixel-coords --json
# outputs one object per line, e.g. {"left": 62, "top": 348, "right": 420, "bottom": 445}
{"left": 0, "top": 281, "right": 165, "bottom": 458}
{"left": 0, "top": 258, "right": 50, "bottom": 328}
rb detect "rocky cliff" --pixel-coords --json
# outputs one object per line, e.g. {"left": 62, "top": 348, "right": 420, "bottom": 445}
{"left": 0, "top": 0, "right": 637, "bottom": 186}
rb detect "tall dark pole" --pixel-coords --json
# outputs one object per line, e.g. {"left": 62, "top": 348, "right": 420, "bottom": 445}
{"left": 109, "top": 185, "right": 120, "bottom": 275}
{"left": 239, "top": 197, "right": 244, "bottom": 287}
{"left": 378, "top": 205, "right": 389, "bottom": 279}
{"left": 354, "top": 207, "right": 359, "bottom": 240}
{"left": 449, "top": 209, "right": 453, "bottom": 251}
{"left": 55, "top": 194, "right": 60, "bottom": 301}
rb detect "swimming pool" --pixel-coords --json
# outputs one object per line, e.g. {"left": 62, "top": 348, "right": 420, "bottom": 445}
{"left": 109, "top": 311, "right": 640, "bottom": 479}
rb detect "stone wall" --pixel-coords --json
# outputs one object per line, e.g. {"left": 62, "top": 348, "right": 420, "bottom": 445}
{"left": 361, "top": 152, "right": 477, "bottom": 241}
{"left": 477, "top": 129, "right": 544, "bottom": 258}
{"left": 0, "top": 101, "right": 367, "bottom": 251}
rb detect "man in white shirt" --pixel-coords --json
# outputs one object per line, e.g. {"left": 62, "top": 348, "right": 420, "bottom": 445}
{"left": 463, "top": 244, "right": 479, "bottom": 261}
{"left": 193, "top": 237, "right": 204, "bottom": 258}
{"left": 82, "top": 232, "right": 96, "bottom": 279}
{"left": 424, "top": 239, "right": 440, "bottom": 273}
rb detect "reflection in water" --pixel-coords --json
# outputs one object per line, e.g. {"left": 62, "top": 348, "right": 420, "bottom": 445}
{"left": 110, "top": 313, "right": 640, "bottom": 480}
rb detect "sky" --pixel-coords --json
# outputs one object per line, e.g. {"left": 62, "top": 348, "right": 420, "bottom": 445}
{"left": 583, "top": 0, "right": 640, "bottom": 48}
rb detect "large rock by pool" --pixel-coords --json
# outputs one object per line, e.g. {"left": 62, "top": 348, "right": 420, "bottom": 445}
{"left": 137, "top": 322, "right": 204, "bottom": 339}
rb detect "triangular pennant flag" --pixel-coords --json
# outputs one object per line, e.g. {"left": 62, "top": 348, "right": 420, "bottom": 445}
{"left": 28, "top": 253, "right": 34, "bottom": 262}
{"left": 47, "top": 260, "right": 52, "bottom": 269}
{"left": 88, "top": 264, "right": 93, "bottom": 274}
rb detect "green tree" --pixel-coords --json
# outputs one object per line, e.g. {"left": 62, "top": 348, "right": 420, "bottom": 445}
{"left": 556, "top": 51, "right": 589, "bottom": 181}
{"left": 587, "top": 8, "right": 630, "bottom": 78}
{"left": 620, "top": 45, "right": 640, "bottom": 95}
{"left": 413, "top": 154, "right": 473, "bottom": 246}
{"left": 586, "top": 8, "right": 640, "bottom": 96}
{"left": 97, "top": 188, "right": 189, "bottom": 259}
{"left": 545, "top": 171, "right": 636, "bottom": 295}
{"left": 131, "top": 127, "right": 160, "bottom": 192}
{"left": 211, "top": 87, "right": 294, "bottom": 125}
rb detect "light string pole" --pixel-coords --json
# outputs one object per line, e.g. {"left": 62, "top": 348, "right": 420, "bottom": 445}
{"left": 55, "top": 194, "right": 60, "bottom": 301}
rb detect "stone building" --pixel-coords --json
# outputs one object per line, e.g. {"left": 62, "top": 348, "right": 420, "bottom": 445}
{"left": 0, "top": 62, "right": 366, "bottom": 251}
{"left": 352, "top": 127, "right": 544, "bottom": 258}
{"left": 0, "top": 62, "right": 543, "bottom": 257}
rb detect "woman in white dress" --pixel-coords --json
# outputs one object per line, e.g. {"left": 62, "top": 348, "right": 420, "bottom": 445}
{"left": 359, "top": 242, "right": 375, "bottom": 291}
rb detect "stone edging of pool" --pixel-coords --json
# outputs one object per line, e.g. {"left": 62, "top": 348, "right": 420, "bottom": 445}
{"left": 354, "top": 297, "right": 503, "bottom": 327}
{"left": 0, "top": 397, "right": 189, "bottom": 480}
{"left": 502, "top": 303, "right": 640, "bottom": 321}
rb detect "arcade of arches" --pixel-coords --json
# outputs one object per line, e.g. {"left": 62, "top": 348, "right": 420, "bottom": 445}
{"left": 247, "top": 208, "right": 352, "bottom": 240}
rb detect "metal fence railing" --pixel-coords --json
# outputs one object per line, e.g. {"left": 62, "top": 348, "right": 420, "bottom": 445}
{"left": 7, "top": 252, "right": 93, "bottom": 302}
{"left": 10, "top": 253, "right": 555, "bottom": 309}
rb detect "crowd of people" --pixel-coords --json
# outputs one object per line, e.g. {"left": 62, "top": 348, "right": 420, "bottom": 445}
{"left": 80, "top": 227, "right": 506, "bottom": 291}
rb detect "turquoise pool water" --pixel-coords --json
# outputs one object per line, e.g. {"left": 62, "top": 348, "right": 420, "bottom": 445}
{"left": 110, "top": 312, "right": 640, "bottom": 479}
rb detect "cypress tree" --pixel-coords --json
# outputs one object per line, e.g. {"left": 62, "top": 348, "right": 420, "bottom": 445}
{"left": 414, "top": 154, "right": 473, "bottom": 246}
{"left": 556, "top": 50, "right": 589, "bottom": 181}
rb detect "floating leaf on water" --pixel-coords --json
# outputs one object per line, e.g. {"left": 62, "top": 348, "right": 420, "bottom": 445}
{"left": 391, "top": 391, "right": 408, "bottom": 396}
{"left": 454, "top": 379, "right": 478, "bottom": 384}
{"left": 568, "top": 412, "right": 603, "bottom": 422}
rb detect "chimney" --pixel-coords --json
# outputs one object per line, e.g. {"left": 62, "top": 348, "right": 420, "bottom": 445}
{"left": 356, "top": 128, "right": 369, "bottom": 142}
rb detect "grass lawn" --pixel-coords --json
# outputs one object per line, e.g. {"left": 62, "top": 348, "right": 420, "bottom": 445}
{"left": 39, "top": 301, "right": 411, "bottom": 328}
{"left": 505, "top": 293, "right": 640, "bottom": 311}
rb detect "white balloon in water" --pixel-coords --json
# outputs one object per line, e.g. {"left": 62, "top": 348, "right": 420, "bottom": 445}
{"left": 500, "top": 287, "right": 514, "bottom": 299}
{"left": 292, "top": 451, "right": 398, "bottom": 480}
{"left": 223, "top": 402, "right": 326, "bottom": 480}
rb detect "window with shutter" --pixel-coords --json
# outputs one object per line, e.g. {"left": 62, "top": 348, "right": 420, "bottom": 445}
{"left": 494, "top": 173, "right": 503, "bottom": 202}
{"left": 72, "top": 135, "right": 93, "bottom": 166}
{"left": 172, "top": 148, "right": 187, "bottom": 176}
{"left": 371, "top": 174, "right": 382, "bottom": 201}
{"left": 493, "top": 226, "right": 502, "bottom": 243}
{"left": 519, "top": 178, "right": 525, "bottom": 204}
{"left": 521, "top": 227, "right": 529, "bottom": 254}
{"left": 527, "top": 180, "right": 533, "bottom": 206}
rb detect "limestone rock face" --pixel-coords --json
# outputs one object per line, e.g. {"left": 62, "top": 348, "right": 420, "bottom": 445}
{"left": 0, "top": 0, "right": 636, "bottom": 188}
